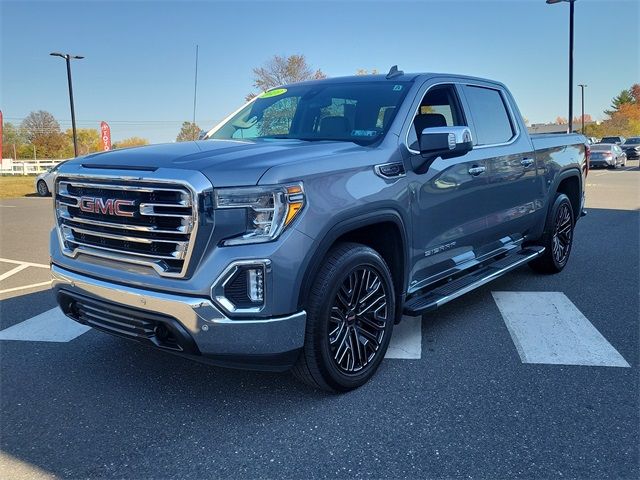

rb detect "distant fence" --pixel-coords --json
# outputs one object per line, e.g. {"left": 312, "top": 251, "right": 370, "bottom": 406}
{"left": 0, "top": 158, "right": 66, "bottom": 175}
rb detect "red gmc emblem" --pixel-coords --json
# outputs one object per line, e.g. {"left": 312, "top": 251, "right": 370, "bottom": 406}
{"left": 79, "top": 197, "right": 135, "bottom": 217}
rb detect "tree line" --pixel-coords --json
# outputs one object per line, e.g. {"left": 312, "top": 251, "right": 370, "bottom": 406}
{"left": 583, "top": 85, "right": 640, "bottom": 138}
{"left": 2, "top": 111, "right": 150, "bottom": 159}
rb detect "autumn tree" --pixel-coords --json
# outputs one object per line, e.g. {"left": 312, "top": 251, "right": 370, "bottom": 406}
{"left": 585, "top": 84, "right": 640, "bottom": 137}
{"left": 605, "top": 88, "right": 635, "bottom": 116}
{"left": 20, "top": 110, "right": 66, "bottom": 158}
{"left": 60, "top": 128, "right": 101, "bottom": 157}
{"left": 176, "top": 121, "right": 201, "bottom": 142}
{"left": 2, "top": 122, "right": 26, "bottom": 158}
{"left": 555, "top": 116, "right": 568, "bottom": 125}
{"left": 113, "top": 137, "right": 149, "bottom": 149}
{"left": 246, "top": 54, "right": 326, "bottom": 101}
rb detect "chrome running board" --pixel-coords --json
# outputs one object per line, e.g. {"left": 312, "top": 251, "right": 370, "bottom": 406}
{"left": 403, "top": 246, "right": 545, "bottom": 315}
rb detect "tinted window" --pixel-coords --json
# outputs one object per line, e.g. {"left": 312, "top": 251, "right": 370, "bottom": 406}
{"left": 624, "top": 138, "right": 640, "bottom": 144}
{"left": 463, "top": 86, "right": 515, "bottom": 145}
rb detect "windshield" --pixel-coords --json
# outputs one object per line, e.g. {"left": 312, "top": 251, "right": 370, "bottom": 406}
{"left": 601, "top": 137, "right": 620, "bottom": 143}
{"left": 624, "top": 138, "right": 640, "bottom": 144}
{"left": 206, "top": 81, "right": 411, "bottom": 145}
{"left": 591, "top": 145, "right": 613, "bottom": 151}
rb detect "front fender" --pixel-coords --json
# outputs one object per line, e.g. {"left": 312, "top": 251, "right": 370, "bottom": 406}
{"left": 294, "top": 206, "right": 410, "bottom": 310}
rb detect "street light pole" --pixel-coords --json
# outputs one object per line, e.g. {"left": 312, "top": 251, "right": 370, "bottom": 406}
{"left": 578, "top": 84, "right": 587, "bottom": 134}
{"left": 547, "top": 0, "right": 576, "bottom": 133}
{"left": 50, "top": 52, "right": 84, "bottom": 157}
{"left": 569, "top": 0, "right": 574, "bottom": 132}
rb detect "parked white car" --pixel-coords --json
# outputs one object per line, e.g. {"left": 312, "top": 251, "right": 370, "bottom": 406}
{"left": 35, "top": 161, "right": 67, "bottom": 196}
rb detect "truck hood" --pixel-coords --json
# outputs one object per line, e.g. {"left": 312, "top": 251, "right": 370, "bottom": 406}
{"left": 76, "top": 139, "right": 366, "bottom": 187}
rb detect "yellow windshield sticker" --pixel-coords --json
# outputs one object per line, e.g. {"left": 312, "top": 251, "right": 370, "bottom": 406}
{"left": 259, "top": 88, "right": 287, "bottom": 99}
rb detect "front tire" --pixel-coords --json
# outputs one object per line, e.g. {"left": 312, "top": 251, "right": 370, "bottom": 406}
{"left": 37, "top": 180, "right": 49, "bottom": 197}
{"left": 293, "top": 243, "right": 396, "bottom": 392}
{"left": 529, "top": 193, "right": 575, "bottom": 274}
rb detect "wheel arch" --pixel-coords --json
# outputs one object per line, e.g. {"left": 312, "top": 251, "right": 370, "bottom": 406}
{"left": 552, "top": 168, "right": 582, "bottom": 221}
{"left": 296, "top": 209, "right": 409, "bottom": 317}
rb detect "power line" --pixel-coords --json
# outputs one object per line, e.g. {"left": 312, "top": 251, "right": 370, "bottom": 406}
{"left": 4, "top": 117, "right": 216, "bottom": 124}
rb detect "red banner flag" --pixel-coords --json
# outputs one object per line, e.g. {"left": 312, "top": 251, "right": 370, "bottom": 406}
{"left": 100, "top": 121, "right": 112, "bottom": 151}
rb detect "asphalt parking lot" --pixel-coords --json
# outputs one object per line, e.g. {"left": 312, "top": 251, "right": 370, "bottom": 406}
{"left": 0, "top": 162, "right": 638, "bottom": 479}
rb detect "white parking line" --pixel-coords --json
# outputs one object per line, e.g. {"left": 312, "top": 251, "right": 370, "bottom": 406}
{"left": 386, "top": 315, "right": 422, "bottom": 359}
{"left": 493, "top": 291, "right": 630, "bottom": 368}
{"left": 0, "top": 281, "right": 52, "bottom": 295}
{"left": 0, "top": 258, "right": 49, "bottom": 269}
{"left": 0, "top": 290, "right": 629, "bottom": 369}
{"left": 0, "top": 307, "right": 90, "bottom": 342}
{"left": 0, "top": 264, "right": 29, "bottom": 281}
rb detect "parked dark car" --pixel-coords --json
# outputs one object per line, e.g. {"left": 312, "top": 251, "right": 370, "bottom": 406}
{"left": 589, "top": 143, "right": 626, "bottom": 168}
{"left": 599, "top": 136, "right": 626, "bottom": 145}
{"left": 622, "top": 137, "right": 640, "bottom": 160}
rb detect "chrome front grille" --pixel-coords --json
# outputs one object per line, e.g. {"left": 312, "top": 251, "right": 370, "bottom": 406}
{"left": 54, "top": 177, "right": 198, "bottom": 277}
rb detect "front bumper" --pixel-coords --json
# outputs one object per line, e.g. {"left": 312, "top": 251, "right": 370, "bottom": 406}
{"left": 51, "top": 264, "right": 306, "bottom": 371}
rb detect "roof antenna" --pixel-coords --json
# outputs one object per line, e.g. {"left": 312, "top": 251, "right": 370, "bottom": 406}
{"left": 386, "top": 65, "right": 403, "bottom": 79}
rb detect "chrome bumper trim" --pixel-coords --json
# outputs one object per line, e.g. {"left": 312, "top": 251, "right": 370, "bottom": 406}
{"left": 51, "top": 264, "right": 306, "bottom": 357}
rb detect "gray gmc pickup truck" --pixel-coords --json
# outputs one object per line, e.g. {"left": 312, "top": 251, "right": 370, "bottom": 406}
{"left": 51, "top": 69, "right": 588, "bottom": 391}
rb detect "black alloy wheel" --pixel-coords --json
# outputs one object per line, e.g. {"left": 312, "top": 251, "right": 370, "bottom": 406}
{"left": 293, "top": 243, "right": 396, "bottom": 392}
{"left": 329, "top": 266, "right": 389, "bottom": 374}
{"left": 551, "top": 201, "right": 573, "bottom": 267}
{"left": 529, "top": 193, "right": 575, "bottom": 274}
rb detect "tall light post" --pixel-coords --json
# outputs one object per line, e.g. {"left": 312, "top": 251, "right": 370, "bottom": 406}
{"left": 547, "top": 0, "right": 576, "bottom": 133}
{"left": 50, "top": 52, "right": 84, "bottom": 157}
{"left": 578, "top": 84, "right": 587, "bottom": 134}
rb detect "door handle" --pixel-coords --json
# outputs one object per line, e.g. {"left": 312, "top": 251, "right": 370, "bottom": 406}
{"left": 521, "top": 158, "right": 535, "bottom": 168}
{"left": 468, "top": 165, "right": 486, "bottom": 176}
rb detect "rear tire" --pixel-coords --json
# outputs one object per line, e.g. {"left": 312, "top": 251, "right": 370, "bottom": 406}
{"left": 37, "top": 180, "right": 49, "bottom": 197}
{"left": 292, "top": 242, "right": 396, "bottom": 392}
{"left": 529, "top": 193, "right": 575, "bottom": 274}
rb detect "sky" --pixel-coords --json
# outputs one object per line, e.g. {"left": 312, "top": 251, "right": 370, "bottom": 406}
{"left": 1, "top": 0, "right": 639, "bottom": 144}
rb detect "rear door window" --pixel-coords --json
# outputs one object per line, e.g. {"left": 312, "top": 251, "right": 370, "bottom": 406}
{"left": 463, "top": 86, "right": 515, "bottom": 146}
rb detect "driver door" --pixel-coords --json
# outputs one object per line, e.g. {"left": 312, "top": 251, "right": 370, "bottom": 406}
{"left": 405, "top": 84, "right": 492, "bottom": 292}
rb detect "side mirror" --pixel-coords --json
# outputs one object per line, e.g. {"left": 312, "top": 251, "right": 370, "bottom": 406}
{"left": 412, "top": 126, "right": 474, "bottom": 173}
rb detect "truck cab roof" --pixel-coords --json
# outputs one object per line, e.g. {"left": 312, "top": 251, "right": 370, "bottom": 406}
{"left": 282, "top": 72, "right": 507, "bottom": 89}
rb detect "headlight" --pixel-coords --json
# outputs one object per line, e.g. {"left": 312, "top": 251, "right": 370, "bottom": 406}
{"left": 215, "top": 183, "right": 305, "bottom": 245}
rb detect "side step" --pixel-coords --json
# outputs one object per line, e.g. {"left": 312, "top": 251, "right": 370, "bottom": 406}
{"left": 403, "top": 246, "right": 545, "bottom": 315}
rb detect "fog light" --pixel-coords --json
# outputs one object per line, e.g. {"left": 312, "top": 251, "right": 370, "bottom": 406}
{"left": 247, "top": 267, "right": 264, "bottom": 302}
{"left": 211, "top": 260, "right": 271, "bottom": 313}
